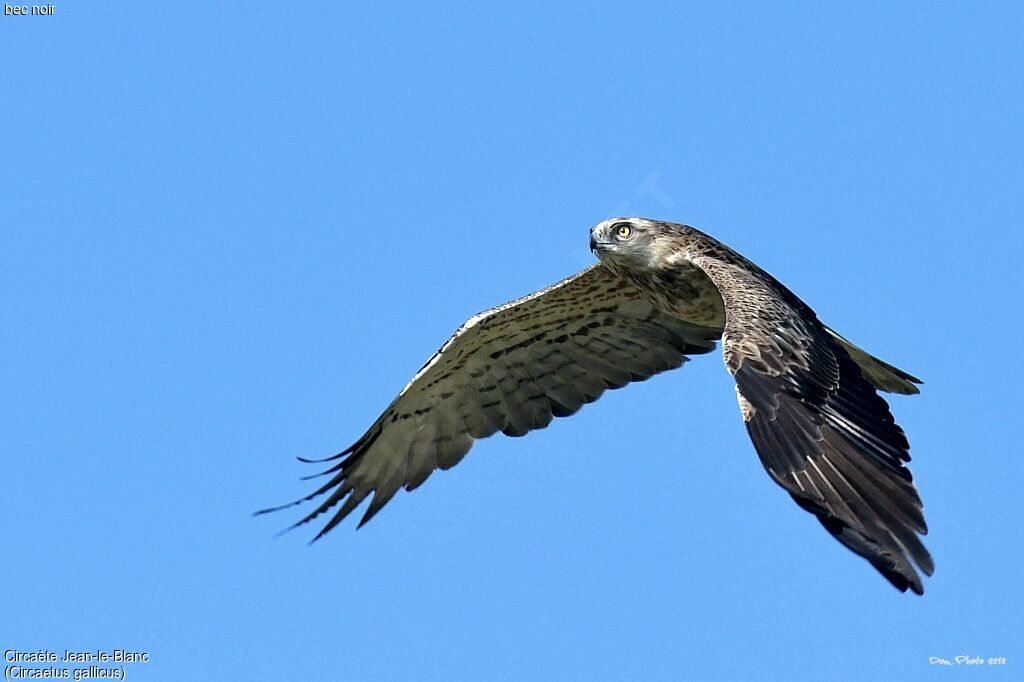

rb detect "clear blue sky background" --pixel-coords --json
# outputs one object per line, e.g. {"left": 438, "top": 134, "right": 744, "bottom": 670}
{"left": 3, "top": 3, "right": 1022, "bottom": 681}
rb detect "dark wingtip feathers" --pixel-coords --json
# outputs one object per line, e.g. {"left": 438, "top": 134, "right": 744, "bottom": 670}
{"left": 255, "top": 446, "right": 371, "bottom": 540}
{"left": 296, "top": 446, "right": 352, "bottom": 464}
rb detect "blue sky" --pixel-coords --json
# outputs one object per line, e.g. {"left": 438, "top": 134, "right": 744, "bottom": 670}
{"left": 2, "top": 3, "right": 1022, "bottom": 680}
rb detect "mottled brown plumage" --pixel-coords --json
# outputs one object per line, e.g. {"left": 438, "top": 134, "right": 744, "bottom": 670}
{"left": 259, "top": 218, "right": 931, "bottom": 595}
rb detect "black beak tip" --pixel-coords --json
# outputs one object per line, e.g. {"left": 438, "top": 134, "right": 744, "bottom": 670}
{"left": 589, "top": 233, "right": 598, "bottom": 252}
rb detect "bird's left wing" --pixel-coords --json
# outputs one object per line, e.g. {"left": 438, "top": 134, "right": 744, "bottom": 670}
{"left": 690, "top": 254, "right": 933, "bottom": 594}
{"left": 258, "top": 264, "right": 719, "bottom": 539}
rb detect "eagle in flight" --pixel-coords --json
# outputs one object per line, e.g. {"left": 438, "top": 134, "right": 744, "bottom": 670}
{"left": 260, "top": 218, "right": 933, "bottom": 594}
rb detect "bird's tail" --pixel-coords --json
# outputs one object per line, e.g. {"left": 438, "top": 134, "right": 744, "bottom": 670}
{"left": 825, "top": 327, "right": 923, "bottom": 395}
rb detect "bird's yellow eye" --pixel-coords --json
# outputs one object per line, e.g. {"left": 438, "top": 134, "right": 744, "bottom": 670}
{"left": 616, "top": 224, "right": 633, "bottom": 239}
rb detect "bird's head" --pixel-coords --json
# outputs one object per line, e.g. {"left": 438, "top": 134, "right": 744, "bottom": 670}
{"left": 589, "top": 217, "right": 681, "bottom": 278}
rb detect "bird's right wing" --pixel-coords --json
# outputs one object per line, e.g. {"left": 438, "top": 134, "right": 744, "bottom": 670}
{"left": 258, "top": 264, "right": 720, "bottom": 538}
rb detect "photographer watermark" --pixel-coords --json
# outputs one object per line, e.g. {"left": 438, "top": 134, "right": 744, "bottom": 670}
{"left": 929, "top": 654, "right": 1007, "bottom": 667}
